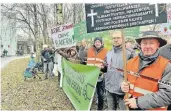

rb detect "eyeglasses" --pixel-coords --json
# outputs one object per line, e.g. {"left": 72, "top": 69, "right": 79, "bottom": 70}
{"left": 112, "top": 37, "right": 122, "bottom": 40}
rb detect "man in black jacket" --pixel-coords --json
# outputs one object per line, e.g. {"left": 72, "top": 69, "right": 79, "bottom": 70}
{"left": 41, "top": 46, "right": 54, "bottom": 79}
{"left": 159, "top": 36, "right": 171, "bottom": 110}
{"left": 159, "top": 37, "right": 171, "bottom": 60}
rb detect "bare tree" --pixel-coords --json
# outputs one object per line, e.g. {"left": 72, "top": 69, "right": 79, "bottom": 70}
{"left": 1, "top": 3, "right": 86, "bottom": 57}
{"left": 63, "top": 3, "right": 85, "bottom": 24}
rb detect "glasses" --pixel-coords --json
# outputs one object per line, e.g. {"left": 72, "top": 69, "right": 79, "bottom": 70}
{"left": 112, "top": 37, "right": 122, "bottom": 40}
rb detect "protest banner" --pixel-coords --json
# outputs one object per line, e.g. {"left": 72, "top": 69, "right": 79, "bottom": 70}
{"left": 85, "top": 4, "right": 167, "bottom": 110}
{"left": 74, "top": 20, "right": 140, "bottom": 50}
{"left": 57, "top": 54, "right": 63, "bottom": 87}
{"left": 74, "top": 20, "right": 106, "bottom": 41}
{"left": 124, "top": 27, "right": 140, "bottom": 38}
{"left": 85, "top": 4, "right": 167, "bottom": 33}
{"left": 74, "top": 20, "right": 140, "bottom": 40}
{"left": 51, "top": 23, "right": 76, "bottom": 49}
{"left": 62, "top": 58, "right": 100, "bottom": 110}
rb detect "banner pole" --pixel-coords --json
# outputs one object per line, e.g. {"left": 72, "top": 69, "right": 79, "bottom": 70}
{"left": 60, "top": 57, "right": 63, "bottom": 88}
{"left": 121, "top": 29, "right": 129, "bottom": 110}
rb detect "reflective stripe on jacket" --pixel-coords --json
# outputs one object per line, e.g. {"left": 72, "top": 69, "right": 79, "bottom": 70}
{"left": 87, "top": 47, "right": 108, "bottom": 66}
{"left": 127, "top": 56, "right": 169, "bottom": 110}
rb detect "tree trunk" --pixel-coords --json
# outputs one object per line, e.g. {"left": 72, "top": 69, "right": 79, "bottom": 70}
{"left": 41, "top": 4, "right": 48, "bottom": 45}
{"left": 73, "top": 4, "right": 76, "bottom": 24}
{"left": 57, "top": 4, "right": 63, "bottom": 24}
{"left": 33, "top": 4, "right": 40, "bottom": 62}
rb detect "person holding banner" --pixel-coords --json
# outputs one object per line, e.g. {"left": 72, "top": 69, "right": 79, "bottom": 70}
{"left": 57, "top": 46, "right": 80, "bottom": 63}
{"left": 121, "top": 31, "right": 171, "bottom": 110}
{"left": 78, "top": 39, "right": 88, "bottom": 65}
{"left": 100, "top": 31, "right": 133, "bottom": 110}
{"left": 87, "top": 37, "right": 108, "bottom": 110}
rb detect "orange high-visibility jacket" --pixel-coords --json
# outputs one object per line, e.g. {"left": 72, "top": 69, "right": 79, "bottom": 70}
{"left": 87, "top": 47, "right": 108, "bottom": 66}
{"left": 127, "top": 56, "right": 169, "bottom": 110}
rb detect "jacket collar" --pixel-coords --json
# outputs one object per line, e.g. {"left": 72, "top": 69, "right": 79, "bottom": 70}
{"left": 138, "top": 49, "right": 159, "bottom": 71}
{"left": 93, "top": 45, "right": 104, "bottom": 54}
{"left": 113, "top": 45, "right": 122, "bottom": 52}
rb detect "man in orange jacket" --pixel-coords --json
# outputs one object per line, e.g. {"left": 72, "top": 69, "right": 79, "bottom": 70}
{"left": 121, "top": 31, "right": 171, "bottom": 110}
{"left": 87, "top": 37, "right": 108, "bottom": 110}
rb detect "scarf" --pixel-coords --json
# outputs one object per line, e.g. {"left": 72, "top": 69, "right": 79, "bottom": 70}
{"left": 113, "top": 45, "right": 122, "bottom": 52}
{"left": 138, "top": 49, "right": 159, "bottom": 71}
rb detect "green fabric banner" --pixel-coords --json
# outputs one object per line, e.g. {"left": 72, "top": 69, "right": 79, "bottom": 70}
{"left": 62, "top": 58, "right": 100, "bottom": 110}
{"left": 74, "top": 21, "right": 107, "bottom": 41}
{"left": 124, "top": 26, "right": 140, "bottom": 38}
{"left": 74, "top": 20, "right": 140, "bottom": 41}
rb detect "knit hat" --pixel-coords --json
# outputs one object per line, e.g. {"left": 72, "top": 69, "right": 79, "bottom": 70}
{"left": 94, "top": 37, "right": 103, "bottom": 44}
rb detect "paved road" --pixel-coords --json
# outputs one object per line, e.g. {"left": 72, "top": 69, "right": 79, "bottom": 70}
{"left": 1, "top": 55, "right": 30, "bottom": 69}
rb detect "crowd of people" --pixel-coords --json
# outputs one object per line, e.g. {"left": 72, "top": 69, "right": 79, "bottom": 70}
{"left": 40, "top": 30, "right": 171, "bottom": 110}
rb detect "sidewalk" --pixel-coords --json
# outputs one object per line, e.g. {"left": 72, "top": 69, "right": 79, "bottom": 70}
{"left": 1, "top": 54, "right": 30, "bottom": 69}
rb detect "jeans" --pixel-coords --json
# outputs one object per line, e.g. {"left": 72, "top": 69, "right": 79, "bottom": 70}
{"left": 44, "top": 61, "right": 53, "bottom": 78}
{"left": 96, "top": 80, "right": 105, "bottom": 110}
{"left": 106, "top": 90, "right": 126, "bottom": 110}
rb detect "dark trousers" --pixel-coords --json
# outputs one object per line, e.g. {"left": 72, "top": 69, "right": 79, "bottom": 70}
{"left": 106, "top": 91, "right": 126, "bottom": 110}
{"left": 168, "top": 104, "right": 171, "bottom": 110}
{"left": 96, "top": 80, "right": 105, "bottom": 110}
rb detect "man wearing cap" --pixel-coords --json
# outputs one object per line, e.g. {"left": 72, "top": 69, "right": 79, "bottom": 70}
{"left": 121, "top": 31, "right": 171, "bottom": 110}
{"left": 100, "top": 31, "right": 133, "bottom": 110}
{"left": 87, "top": 37, "right": 108, "bottom": 110}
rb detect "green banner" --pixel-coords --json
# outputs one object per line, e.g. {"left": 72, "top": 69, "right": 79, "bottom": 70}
{"left": 124, "top": 26, "right": 140, "bottom": 38}
{"left": 74, "top": 20, "right": 139, "bottom": 50}
{"left": 74, "top": 21, "right": 108, "bottom": 42}
{"left": 62, "top": 58, "right": 100, "bottom": 110}
{"left": 74, "top": 20, "right": 139, "bottom": 41}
